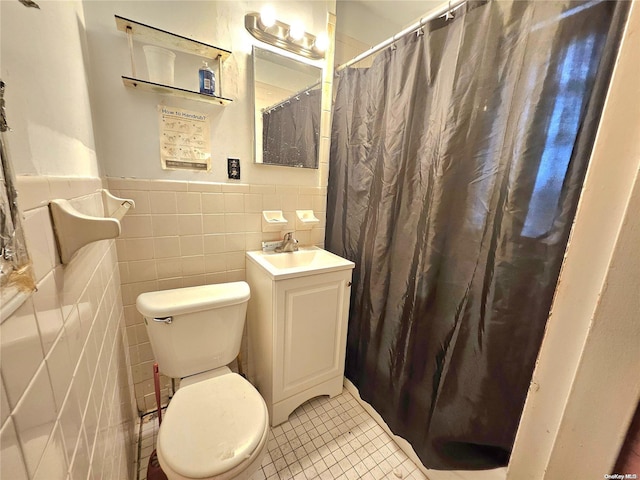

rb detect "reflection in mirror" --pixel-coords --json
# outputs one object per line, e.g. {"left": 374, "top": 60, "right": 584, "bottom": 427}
{"left": 252, "top": 46, "right": 322, "bottom": 169}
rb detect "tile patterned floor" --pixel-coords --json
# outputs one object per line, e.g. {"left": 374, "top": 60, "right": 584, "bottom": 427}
{"left": 137, "top": 388, "right": 427, "bottom": 480}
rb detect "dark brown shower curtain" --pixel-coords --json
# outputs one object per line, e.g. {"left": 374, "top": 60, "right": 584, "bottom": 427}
{"left": 326, "top": 0, "right": 628, "bottom": 470}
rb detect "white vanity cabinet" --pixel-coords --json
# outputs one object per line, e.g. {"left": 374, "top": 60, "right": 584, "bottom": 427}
{"left": 246, "top": 248, "right": 355, "bottom": 426}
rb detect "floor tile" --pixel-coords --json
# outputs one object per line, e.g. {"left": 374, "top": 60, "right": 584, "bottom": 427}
{"left": 136, "top": 388, "right": 423, "bottom": 480}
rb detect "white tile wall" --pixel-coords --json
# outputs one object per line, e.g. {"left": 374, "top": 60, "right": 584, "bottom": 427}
{"left": 1, "top": 176, "right": 137, "bottom": 480}
{"left": 108, "top": 177, "right": 328, "bottom": 413}
{"left": 1, "top": 418, "right": 29, "bottom": 480}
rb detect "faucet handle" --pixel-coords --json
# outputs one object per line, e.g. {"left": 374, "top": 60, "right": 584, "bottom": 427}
{"left": 275, "top": 231, "right": 298, "bottom": 252}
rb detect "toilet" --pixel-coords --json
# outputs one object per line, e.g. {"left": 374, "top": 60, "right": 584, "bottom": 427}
{"left": 136, "top": 281, "right": 269, "bottom": 480}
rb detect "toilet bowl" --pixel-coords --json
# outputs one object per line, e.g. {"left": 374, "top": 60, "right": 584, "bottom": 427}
{"left": 157, "top": 370, "right": 269, "bottom": 480}
{"left": 136, "top": 282, "right": 268, "bottom": 480}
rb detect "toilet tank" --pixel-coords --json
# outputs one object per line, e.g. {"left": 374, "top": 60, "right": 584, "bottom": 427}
{"left": 136, "top": 282, "right": 250, "bottom": 379}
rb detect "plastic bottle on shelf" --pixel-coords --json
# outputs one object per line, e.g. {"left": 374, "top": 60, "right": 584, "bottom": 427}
{"left": 199, "top": 61, "right": 216, "bottom": 96}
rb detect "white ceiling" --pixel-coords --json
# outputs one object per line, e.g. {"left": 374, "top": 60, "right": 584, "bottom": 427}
{"left": 336, "top": 0, "right": 444, "bottom": 47}
{"left": 350, "top": 1, "right": 443, "bottom": 29}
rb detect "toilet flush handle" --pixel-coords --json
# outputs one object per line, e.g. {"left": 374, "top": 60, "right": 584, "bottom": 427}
{"left": 153, "top": 316, "right": 173, "bottom": 324}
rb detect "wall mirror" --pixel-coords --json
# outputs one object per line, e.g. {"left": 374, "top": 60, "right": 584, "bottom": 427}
{"left": 252, "top": 46, "right": 322, "bottom": 169}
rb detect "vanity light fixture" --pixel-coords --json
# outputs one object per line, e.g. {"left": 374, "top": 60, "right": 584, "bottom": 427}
{"left": 245, "top": 11, "right": 326, "bottom": 60}
{"left": 259, "top": 5, "right": 276, "bottom": 28}
{"left": 314, "top": 32, "right": 329, "bottom": 52}
{"left": 288, "top": 20, "right": 305, "bottom": 41}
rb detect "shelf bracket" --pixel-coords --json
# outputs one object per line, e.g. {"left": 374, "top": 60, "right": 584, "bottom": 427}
{"left": 126, "top": 26, "right": 137, "bottom": 78}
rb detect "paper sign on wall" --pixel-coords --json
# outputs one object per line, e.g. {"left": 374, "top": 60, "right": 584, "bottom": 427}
{"left": 158, "top": 106, "right": 211, "bottom": 171}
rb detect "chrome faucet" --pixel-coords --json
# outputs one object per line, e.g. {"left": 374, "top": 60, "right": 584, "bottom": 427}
{"left": 275, "top": 232, "right": 299, "bottom": 253}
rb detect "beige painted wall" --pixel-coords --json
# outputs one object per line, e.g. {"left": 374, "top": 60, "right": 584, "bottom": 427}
{"left": 82, "top": 0, "right": 334, "bottom": 186}
{"left": 1, "top": 1, "right": 98, "bottom": 177}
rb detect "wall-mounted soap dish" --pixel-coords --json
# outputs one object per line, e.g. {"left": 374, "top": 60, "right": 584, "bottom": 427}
{"left": 295, "top": 210, "right": 320, "bottom": 230}
{"left": 262, "top": 210, "right": 288, "bottom": 232}
{"left": 49, "top": 189, "right": 135, "bottom": 264}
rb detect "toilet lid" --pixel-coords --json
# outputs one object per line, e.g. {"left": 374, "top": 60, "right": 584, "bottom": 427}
{"left": 157, "top": 373, "right": 267, "bottom": 478}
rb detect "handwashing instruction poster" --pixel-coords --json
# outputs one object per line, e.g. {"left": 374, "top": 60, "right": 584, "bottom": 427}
{"left": 158, "top": 106, "right": 211, "bottom": 171}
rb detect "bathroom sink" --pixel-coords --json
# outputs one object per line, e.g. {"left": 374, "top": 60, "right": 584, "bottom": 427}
{"left": 246, "top": 247, "right": 354, "bottom": 280}
{"left": 261, "top": 249, "right": 330, "bottom": 269}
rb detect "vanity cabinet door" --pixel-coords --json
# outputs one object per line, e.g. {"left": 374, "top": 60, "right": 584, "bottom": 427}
{"left": 273, "top": 271, "right": 351, "bottom": 403}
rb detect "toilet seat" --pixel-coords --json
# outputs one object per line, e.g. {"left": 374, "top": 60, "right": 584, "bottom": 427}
{"left": 157, "top": 373, "right": 269, "bottom": 480}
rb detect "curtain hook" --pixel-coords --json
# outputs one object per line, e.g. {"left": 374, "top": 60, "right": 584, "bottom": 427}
{"left": 446, "top": 0, "right": 455, "bottom": 20}
{"left": 416, "top": 18, "right": 425, "bottom": 37}
{"left": 391, "top": 34, "right": 397, "bottom": 51}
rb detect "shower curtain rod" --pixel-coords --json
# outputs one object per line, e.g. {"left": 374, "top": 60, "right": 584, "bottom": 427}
{"left": 336, "top": 0, "right": 467, "bottom": 72}
{"left": 262, "top": 80, "right": 321, "bottom": 113}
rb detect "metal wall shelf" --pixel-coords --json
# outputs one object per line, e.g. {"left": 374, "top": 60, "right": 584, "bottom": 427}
{"left": 115, "top": 16, "right": 231, "bottom": 60}
{"left": 122, "top": 76, "right": 232, "bottom": 106}
{"left": 115, "top": 15, "right": 232, "bottom": 106}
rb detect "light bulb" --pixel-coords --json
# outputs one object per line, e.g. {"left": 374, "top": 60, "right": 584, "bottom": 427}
{"left": 289, "top": 20, "right": 305, "bottom": 40}
{"left": 260, "top": 5, "right": 276, "bottom": 28}
{"left": 314, "top": 32, "right": 329, "bottom": 52}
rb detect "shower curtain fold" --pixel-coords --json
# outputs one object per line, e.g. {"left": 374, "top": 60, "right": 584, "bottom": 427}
{"left": 326, "top": 0, "right": 628, "bottom": 470}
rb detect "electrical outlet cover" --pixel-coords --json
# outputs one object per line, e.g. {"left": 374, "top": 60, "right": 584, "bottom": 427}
{"left": 227, "top": 158, "right": 240, "bottom": 179}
